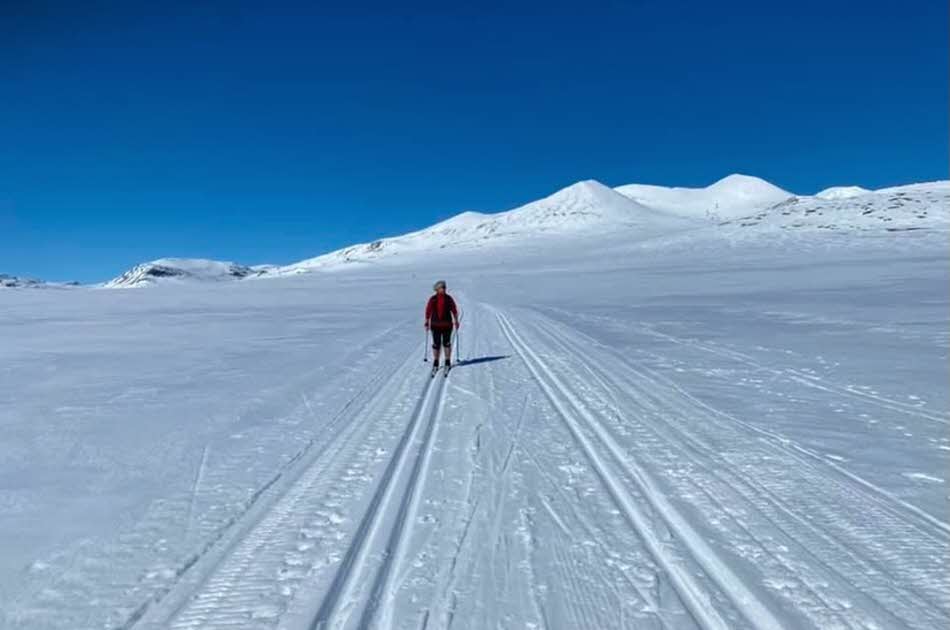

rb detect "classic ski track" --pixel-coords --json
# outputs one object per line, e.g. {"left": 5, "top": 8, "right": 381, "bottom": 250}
{"left": 131, "top": 340, "right": 422, "bottom": 630}
{"left": 308, "top": 374, "right": 446, "bottom": 630}
{"left": 499, "top": 394, "right": 675, "bottom": 629}
{"left": 540, "top": 305, "right": 950, "bottom": 425}
{"left": 528, "top": 316, "right": 945, "bottom": 627}
{"left": 495, "top": 308, "right": 785, "bottom": 630}
{"left": 359, "top": 375, "right": 447, "bottom": 629}
{"left": 525, "top": 309, "right": 950, "bottom": 627}
{"left": 533, "top": 312, "right": 950, "bottom": 540}
{"left": 643, "top": 317, "right": 947, "bottom": 425}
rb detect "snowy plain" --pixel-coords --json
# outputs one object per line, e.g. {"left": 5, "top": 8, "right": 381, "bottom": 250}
{"left": 1, "top": 176, "right": 948, "bottom": 629}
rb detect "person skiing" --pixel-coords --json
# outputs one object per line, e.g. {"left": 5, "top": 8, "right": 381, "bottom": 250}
{"left": 425, "top": 280, "right": 459, "bottom": 373}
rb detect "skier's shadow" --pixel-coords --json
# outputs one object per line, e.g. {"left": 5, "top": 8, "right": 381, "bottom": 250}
{"left": 454, "top": 355, "right": 510, "bottom": 368}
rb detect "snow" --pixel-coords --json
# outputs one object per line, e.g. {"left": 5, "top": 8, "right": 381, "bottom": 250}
{"left": 719, "top": 180, "right": 950, "bottom": 233}
{"left": 2, "top": 176, "right": 949, "bottom": 630}
{"left": 105, "top": 258, "right": 262, "bottom": 288}
{"left": 279, "top": 180, "right": 696, "bottom": 273}
{"left": 0, "top": 274, "right": 77, "bottom": 289}
{"left": 614, "top": 173, "right": 794, "bottom": 220}
{"left": 1, "top": 274, "right": 45, "bottom": 288}
{"left": 815, "top": 185, "right": 871, "bottom": 200}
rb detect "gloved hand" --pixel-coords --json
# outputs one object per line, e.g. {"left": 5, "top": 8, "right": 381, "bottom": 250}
{"left": 424, "top": 322, "right": 430, "bottom": 330}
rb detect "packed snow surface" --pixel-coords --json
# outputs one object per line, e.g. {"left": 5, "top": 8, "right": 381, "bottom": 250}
{"left": 2, "top": 177, "right": 948, "bottom": 630}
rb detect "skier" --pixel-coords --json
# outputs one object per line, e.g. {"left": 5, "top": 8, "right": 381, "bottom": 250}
{"left": 425, "top": 280, "right": 459, "bottom": 375}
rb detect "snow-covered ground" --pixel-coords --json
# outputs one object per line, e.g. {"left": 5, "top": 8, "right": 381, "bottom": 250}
{"left": 2, "top": 179, "right": 948, "bottom": 629}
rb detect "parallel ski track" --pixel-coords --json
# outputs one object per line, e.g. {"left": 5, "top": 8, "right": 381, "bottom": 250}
{"left": 309, "top": 372, "right": 447, "bottom": 629}
{"left": 632, "top": 314, "right": 948, "bottom": 426}
{"left": 132, "top": 342, "right": 424, "bottom": 629}
{"left": 526, "top": 312, "right": 950, "bottom": 627}
{"left": 495, "top": 309, "right": 786, "bottom": 630}
{"left": 534, "top": 311, "right": 950, "bottom": 541}
{"left": 538, "top": 305, "right": 950, "bottom": 426}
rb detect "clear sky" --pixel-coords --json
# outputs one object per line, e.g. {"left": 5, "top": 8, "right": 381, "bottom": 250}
{"left": 2, "top": 0, "right": 947, "bottom": 282}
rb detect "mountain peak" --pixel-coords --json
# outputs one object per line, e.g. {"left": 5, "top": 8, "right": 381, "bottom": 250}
{"left": 815, "top": 185, "right": 870, "bottom": 200}
{"left": 706, "top": 173, "right": 790, "bottom": 196}
{"left": 615, "top": 174, "right": 793, "bottom": 219}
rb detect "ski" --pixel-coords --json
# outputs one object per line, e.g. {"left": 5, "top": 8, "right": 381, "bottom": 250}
{"left": 443, "top": 363, "right": 452, "bottom": 378}
{"left": 430, "top": 364, "right": 440, "bottom": 378}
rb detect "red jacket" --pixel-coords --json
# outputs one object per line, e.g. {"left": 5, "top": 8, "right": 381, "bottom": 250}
{"left": 425, "top": 294, "right": 458, "bottom": 330}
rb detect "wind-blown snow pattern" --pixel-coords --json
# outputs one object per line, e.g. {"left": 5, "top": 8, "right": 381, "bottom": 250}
{"left": 2, "top": 175, "right": 949, "bottom": 630}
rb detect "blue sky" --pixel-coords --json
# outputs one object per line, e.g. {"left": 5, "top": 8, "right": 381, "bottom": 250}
{"left": 2, "top": 0, "right": 946, "bottom": 282}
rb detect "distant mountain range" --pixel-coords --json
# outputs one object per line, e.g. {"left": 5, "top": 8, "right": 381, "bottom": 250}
{"left": 0, "top": 274, "right": 79, "bottom": 289}
{"left": 5, "top": 174, "right": 946, "bottom": 288}
{"left": 102, "top": 259, "right": 270, "bottom": 289}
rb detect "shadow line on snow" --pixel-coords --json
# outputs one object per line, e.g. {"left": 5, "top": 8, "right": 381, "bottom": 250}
{"left": 453, "top": 355, "right": 511, "bottom": 368}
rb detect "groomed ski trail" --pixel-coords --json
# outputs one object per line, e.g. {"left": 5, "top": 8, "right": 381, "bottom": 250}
{"left": 133, "top": 346, "right": 444, "bottom": 629}
{"left": 494, "top": 308, "right": 783, "bottom": 630}
{"left": 493, "top": 303, "right": 949, "bottom": 630}
{"left": 132, "top": 300, "right": 948, "bottom": 630}
{"left": 307, "top": 375, "right": 447, "bottom": 629}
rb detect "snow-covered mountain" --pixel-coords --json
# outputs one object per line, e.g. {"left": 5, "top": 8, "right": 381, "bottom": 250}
{"left": 96, "top": 176, "right": 948, "bottom": 286}
{"left": 105, "top": 258, "right": 264, "bottom": 288}
{"left": 721, "top": 181, "right": 949, "bottom": 233}
{"left": 0, "top": 273, "right": 78, "bottom": 288}
{"left": 815, "top": 185, "right": 871, "bottom": 200}
{"left": 278, "top": 180, "right": 696, "bottom": 273}
{"left": 614, "top": 173, "right": 794, "bottom": 220}
{"left": 1, "top": 274, "right": 44, "bottom": 288}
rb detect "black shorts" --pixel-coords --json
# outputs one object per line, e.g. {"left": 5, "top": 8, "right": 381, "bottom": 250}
{"left": 431, "top": 328, "right": 453, "bottom": 349}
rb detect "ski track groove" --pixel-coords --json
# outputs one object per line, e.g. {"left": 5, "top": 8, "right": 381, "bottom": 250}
{"left": 185, "top": 444, "right": 210, "bottom": 541}
{"left": 308, "top": 375, "right": 447, "bottom": 630}
{"left": 514, "top": 426, "right": 670, "bottom": 628}
{"left": 539, "top": 305, "right": 949, "bottom": 427}
{"left": 535, "top": 310, "right": 950, "bottom": 540}
{"left": 495, "top": 308, "right": 777, "bottom": 630}
{"left": 359, "top": 376, "right": 447, "bottom": 630}
{"left": 526, "top": 308, "right": 950, "bottom": 628}
{"left": 134, "top": 342, "right": 428, "bottom": 629}
{"left": 541, "top": 338, "right": 862, "bottom": 627}
{"left": 630, "top": 313, "right": 948, "bottom": 427}
{"left": 130, "top": 338, "right": 422, "bottom": 630}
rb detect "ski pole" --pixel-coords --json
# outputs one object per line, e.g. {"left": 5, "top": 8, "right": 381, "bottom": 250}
{"left": 423, "top": 325, "right": 428, "bottom": 363}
